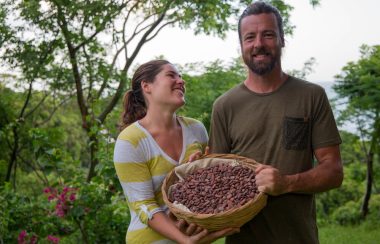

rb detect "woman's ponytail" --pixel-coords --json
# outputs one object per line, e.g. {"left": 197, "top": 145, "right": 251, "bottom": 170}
{"left": 119, "top": 89, "right": 146, "bottom": 131}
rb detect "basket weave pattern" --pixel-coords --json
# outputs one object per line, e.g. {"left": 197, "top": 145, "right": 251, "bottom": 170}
{"left": 162, "top": 153, "right": 267, "bottom": 231}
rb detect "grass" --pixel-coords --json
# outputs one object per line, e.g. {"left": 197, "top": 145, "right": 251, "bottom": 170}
{"left": 212, "top": 238, "right": 224, "bottom": 244}
{"left": 319, "top": 224, "right": 380, "bottom": 244}
{"left": 211, "top": 223, "right": 380, "bottom": 244}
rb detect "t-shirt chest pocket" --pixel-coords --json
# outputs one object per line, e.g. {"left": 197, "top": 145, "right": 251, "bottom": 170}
{"left": 282, "top": 116, "right": 310, "bottom": 150}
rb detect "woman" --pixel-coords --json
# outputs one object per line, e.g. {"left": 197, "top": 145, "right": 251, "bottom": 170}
{"left": 113, "top": 60, "right": 237, "bottom": 243}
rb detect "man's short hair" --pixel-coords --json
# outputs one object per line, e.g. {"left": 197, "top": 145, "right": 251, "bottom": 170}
{"left": 238, "top": 1, "right": 284, "bottom": 45}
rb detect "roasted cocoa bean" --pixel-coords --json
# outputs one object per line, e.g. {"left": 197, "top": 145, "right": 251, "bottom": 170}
{"left": 170, "top": 163, "right": 259, "bottom": 214}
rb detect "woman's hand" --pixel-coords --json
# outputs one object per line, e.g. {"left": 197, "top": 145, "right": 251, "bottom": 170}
{"left": 169, "top": 212, "right": 239, "bottom": 244}
{"left": 188, "top": 146, "right": 209, "bottom": 163}
{"left": 170, "top": 212, "right": 203, "bottom": 236}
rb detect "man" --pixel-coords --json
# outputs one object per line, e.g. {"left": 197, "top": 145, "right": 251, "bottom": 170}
{"left": 209, "top": 2, "right": 343, "bottom": 243}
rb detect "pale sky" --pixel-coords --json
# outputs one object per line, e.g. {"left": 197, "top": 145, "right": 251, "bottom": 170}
{"left": 134, "top": 0, "right": 380, "bottom": 82}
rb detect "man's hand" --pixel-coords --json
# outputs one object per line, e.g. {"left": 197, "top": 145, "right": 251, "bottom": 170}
{"left": 255, "top": 164, "right": 290, "bottom": 196}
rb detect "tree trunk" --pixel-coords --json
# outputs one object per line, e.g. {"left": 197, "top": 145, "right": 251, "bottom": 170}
{"left": 361, "top": 149, "right": 373, "bottom": 218}
{"left": 5, "top": 127, "right": 19, "bottom": 183}
{"left": 86, "top": 133, "right": 99, "bottom": 182}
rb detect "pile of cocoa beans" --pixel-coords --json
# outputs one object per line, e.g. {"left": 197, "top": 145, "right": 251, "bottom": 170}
{"left": 170, "top": 163, "right": 259, "bottom": 214}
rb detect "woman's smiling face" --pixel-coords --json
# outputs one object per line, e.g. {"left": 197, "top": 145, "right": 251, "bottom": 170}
{"left": 142, "top": 63, "right": 186, "bottom": 110}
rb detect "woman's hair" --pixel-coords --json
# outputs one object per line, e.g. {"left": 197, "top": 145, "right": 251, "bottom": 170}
{"left": 119, "top": 59, "right": 170, "bottom": 130}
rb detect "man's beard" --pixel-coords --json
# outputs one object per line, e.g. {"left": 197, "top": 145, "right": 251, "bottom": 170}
{"left": 244, "top": 47, "right": 281, "bottom": 75}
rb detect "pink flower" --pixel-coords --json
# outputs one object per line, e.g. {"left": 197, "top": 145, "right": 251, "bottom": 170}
{"left": 69, "top": 193, "right": 76, "bottom": 201}
{"left": 47, "top": 235, "right": 60, "bottom": 243}
{"left": 55, "top": 203, "right": 66, "bottom": 218}
{"left": 30, "top": 235, "right": 38, "bottom": 244}
{"left": 47, "top": 195, "right": 55, "bottom": 201}
{"left": 58, "top": 193, "right": 66, "bottom": 202}
{"left": 18, "top": 230, "right": 27, "bottom": 244}
{"left": 45, "top": 186, "right": 78, "bottom": 217}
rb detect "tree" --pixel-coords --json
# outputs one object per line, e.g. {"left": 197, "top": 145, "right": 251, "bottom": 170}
{"left": 333, "top": 44, "right": 380, "bottom": 218}
{"left": 180, "top": 58, "right": 246, "bottom": 130}
{"left": 1, "top": 0, "right": 300, "bottom": 181}
{"left": 0, "top": 80, "right": 74, "bottom": 187}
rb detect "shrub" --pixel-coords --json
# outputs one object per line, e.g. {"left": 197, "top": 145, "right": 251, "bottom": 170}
{"left": 331, "top": 201, "right": 362, "bottom": 225}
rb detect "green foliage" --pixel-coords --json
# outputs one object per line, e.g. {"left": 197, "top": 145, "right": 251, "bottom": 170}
{"left": 179, "top": 58, "right": 246, "bottom": 130}
{"left": 334, "top": 45, "right": 380, "bottom": 110}
{"left": 317, "top": 163, "right": 365, "bottom": 224}
{"left": 333, "top": 45, "right": 380, "bottom": 154}
{"left": 332, "top": 44, "right": 380, "bottom": 222}
{"left": 332, "top": 201, "right": 362, "bottom": 225}
{"left": 0, "top": 182, "right": 60, "bottom": 243}
{"left": 316, "top": 129, "right": 380, "bottom": 227}
{"left": 364, "top": 194, "right": 380, "bottom": 227}
{"left": 287, "top": 57, "right": 316, "bottom": 79}
{"left": 339, "top": 131, "right": 367, "bottom": 165}
{"left": 0, "top": 177, "right": 129, "bottom": 243}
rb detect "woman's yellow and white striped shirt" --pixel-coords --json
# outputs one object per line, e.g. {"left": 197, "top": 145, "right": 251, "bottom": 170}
{"left": 114, "top": 117, "right": 208, "bottom": 244}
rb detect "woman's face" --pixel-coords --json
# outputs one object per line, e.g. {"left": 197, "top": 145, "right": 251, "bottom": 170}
{"left": 143, "top": 63, "right": 186, "bottom": 110}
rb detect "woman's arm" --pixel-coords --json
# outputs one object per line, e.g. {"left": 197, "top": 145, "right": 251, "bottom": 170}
{"left": 148, "top": 212, "right": 190, "bottom": 243}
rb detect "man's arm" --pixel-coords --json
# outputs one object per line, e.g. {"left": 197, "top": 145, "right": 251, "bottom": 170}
{"left": 255, "top": 145, "right": 343, "bottom": 195}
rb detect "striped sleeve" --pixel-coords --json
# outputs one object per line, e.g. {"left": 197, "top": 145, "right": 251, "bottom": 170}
{"left": 180, "top": 117, "right": 209, "bottom": 163}
{"left": 114, "top": 137, "right": 164, "bottom": 224}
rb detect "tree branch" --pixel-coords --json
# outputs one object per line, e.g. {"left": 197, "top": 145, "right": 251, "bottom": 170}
{"left": 18, "top": 155, "right": 49, "bottom": 185}
{"left": 97, "top": 0, "right": 174, "bottom": 123}
{"left": 146, "top": 19, "right": 177, "bottom": 42}
{"left": 54, "top": 1, "right": 89, "bottom": 129}
{"left": 35, "top": 92, "right": 75, "bottom": 127}
{"left": 24, "top": 92, "right": 49, "bottom": 119}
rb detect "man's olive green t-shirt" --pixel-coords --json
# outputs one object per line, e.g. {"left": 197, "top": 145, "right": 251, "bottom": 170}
{"left": 209, "top": 76, "right": 342, "bottom": 244}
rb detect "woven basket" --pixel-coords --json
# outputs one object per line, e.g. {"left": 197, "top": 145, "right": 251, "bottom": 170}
{"left": 161, "top": 153, "right": 267, "bottom": 231}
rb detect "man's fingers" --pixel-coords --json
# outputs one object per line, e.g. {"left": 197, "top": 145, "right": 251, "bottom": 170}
{"left": 257, "top": 185, "right": 266, "bottom": 193}
{"left": 255, "top": 163, "right": 270, "bottom": 174}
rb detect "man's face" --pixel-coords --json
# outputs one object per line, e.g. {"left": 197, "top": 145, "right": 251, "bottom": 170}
{"left": 240, "top": 13, "right": 283, "bottom": 75}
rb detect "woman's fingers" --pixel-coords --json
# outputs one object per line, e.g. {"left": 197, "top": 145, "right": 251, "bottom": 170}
{"left": 188, "top": 146, "right": 209, "bottom": 163}
{"left": 204, "top": 146, "right": 210, "bottom": 155}
{"left": 185, "top": 223, "right": 197, "bottom": 235}
{"left": 176, "top": 219, "right": 187, "bottom": 233}
{"left": 188, "top": 151, "right": 202, "bottom": 162}
{"left": 191, "top": 227, "right": 240, "bottom": 243}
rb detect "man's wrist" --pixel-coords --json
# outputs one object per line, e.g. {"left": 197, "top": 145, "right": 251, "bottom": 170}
{"left": 283, "top": 174, "right": 296, "bottom": 194}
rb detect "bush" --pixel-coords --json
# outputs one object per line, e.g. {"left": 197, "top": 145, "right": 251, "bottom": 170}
{"left": 0, "top": 179, "right": 130, "bottom": 243}
{"left": 331, "top": 201, "right": 362, "bottom": 225}
{"left": 363, "top": 194, "right": 380, "bottom": 229}
{"left": 316, "top": 163, "right": 365, "bottom": 225}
